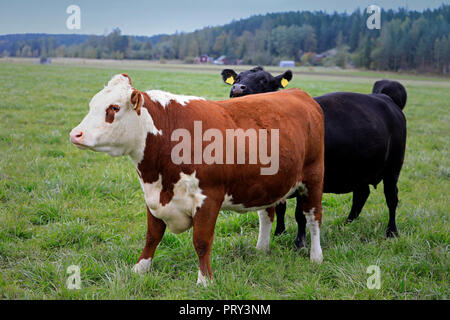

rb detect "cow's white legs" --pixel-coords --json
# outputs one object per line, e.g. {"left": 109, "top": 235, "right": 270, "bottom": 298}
{"left": 304, "top": 209, "right": 323, "bottom": 263}
{"left": 197, "top": 269, "right": 209, "bottom": 287}
{"left": 256, "top": 208, "right": 274, "bottom": 251}
{"left": 132, "top": 257, "right": 152, "bottom": 274}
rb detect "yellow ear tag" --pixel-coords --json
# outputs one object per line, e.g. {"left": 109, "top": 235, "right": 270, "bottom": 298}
{"left": 281, "top": 78, "right": 289, "bottom": 88}
{"left": 226, "top": 76, "right": 235, "bottom": 85}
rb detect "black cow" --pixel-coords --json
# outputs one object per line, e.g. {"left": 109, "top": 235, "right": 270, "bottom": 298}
{"left": 222, "top": 66, "right": 292, "bottom": 97}
{"left": 221, "top": 67, "right": 407, "bottom": 248}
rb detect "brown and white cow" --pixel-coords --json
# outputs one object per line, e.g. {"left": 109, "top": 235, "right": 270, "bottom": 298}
{"left": 70, "top": 74, "right": 324, "bottom": 285}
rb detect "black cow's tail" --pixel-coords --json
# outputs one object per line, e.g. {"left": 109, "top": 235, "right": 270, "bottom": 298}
{"left": 372, "top": 80, "right": 407, "bottom": 110}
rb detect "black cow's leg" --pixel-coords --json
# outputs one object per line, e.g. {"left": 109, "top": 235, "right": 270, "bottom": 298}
{"left": 346, "top": 185, "right": 370, "bottom": 222}
{"left": 383, "top": 177, "right": 399, "bottom": 237}
{"left": 274, "top": 202, "right": 286, "bottom": 236}
{"left": 294, "top": 196, "right": 307, "bottom": 249}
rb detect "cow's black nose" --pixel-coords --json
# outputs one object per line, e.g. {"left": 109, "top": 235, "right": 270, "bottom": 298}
{"left": 232, "top": 84, "right": 247, "bottom": 94}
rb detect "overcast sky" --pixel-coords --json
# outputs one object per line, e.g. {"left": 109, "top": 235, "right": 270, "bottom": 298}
{"left": 0, "top": 0, "right": 447, "bottom": 36}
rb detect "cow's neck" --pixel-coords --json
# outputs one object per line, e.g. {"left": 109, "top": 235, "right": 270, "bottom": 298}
{"left": 132, "top": 96, "right": 171, "bottom": 184}
{"left": 128, "top": 109, "right": 161, "bottom": 166}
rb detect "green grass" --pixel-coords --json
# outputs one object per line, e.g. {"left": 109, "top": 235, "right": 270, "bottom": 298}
{"left": 0, "top": 62, "right": 448, "bottom": 299}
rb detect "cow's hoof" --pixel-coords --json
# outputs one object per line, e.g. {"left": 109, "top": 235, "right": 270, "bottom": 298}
{"left": 345, "top": 215, "right": 358, "bottom": 224}
{"left": 274, "top": 228, "right": 285, "bottom": 236}
{"left": 386, "top": 229, "right": 399, "bottom": 238}
{"left": 255, "top": 243, "right": 270, "bottom": 252}
{"left": 132, "top": 257, "right": 152, "bottom": 274}
{"left": 196, "top": 270, "right": 210, "bottom": 287}
{"left": 294, "top": 237, "right": 307, "bottom": 250}
{"left": 310, "top": 249, "right": 323, "bottom": 264}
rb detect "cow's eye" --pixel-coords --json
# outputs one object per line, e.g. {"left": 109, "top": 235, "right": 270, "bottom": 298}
{"left": 105, "top": 105, "right": 120, "bottom": 123}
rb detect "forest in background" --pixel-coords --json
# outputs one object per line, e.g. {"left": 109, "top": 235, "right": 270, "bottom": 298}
{"left": 0, "top": 5, "right": 449, "bottom": 74}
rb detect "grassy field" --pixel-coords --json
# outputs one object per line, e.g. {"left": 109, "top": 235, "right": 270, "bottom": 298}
{"left": 0, "top": 61, "right": 448, "bottom": 299}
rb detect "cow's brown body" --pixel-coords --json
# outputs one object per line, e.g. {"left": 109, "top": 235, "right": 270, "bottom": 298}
{"left": 139, "top": 89, "right": 323, "bottom": 207}
{"left": 136, "top": 88, "right": 324, "bottom": 281}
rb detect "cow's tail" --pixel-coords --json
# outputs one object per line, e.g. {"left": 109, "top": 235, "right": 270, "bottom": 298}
{"left": 372, "top": 80, "right": 407, "bottom": 110}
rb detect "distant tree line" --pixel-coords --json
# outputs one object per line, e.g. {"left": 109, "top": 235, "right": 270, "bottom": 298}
{"left": 1, "top": 5, "right": 449, "bottom": 73}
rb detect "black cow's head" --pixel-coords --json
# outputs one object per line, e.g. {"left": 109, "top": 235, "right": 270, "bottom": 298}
{"left": 221, "top": 66, "right": 293, "bottom": 98}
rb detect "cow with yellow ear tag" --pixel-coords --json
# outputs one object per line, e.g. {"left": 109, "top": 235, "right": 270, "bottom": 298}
{"left": 221, "top": 66, "right": 292, "bottom": 98}
{"left": 221, "top": 66, "right": 408, "bottom": 251}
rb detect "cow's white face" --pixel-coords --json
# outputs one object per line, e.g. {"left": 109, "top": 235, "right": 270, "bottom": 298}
{"left": 70, "top": 74, "right": 150, "bottom": 160}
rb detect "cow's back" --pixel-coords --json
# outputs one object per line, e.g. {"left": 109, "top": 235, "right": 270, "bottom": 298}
{"left": 315, "top": 92, "right": 406, "bottom": 193}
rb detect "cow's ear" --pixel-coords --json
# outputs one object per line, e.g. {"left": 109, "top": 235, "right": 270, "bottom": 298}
{"left": 122, "top": 73, "right": 133, "bottom": 86}
{"left": 274, "top": 70, "right": 293, "bottom": 89}
{"left": 221, "top": 69, "right": 238, "bottom": 85}
{"left": 130, "top": 90, "right": 143, "bottom": 116}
